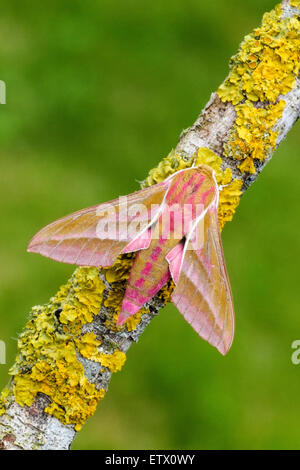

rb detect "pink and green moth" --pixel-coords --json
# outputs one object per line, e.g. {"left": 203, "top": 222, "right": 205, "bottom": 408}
{"left": 28, "top": 164, "right": 234, "bottom": 355}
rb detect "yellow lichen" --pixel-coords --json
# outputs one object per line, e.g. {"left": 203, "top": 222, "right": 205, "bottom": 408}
{"left": 123, "top": 312, "right": 143, "bottom": 332}
{"left": 290, "top": 0, "right": 300, "bottom": 9}
{"left": 75, "top": 332, "right": 102, "bottom": 361}
{"left": 218, "top": 179, "right": 243, "bottom": 230}
{"left": 218, "top": 5, "right": 300, "bottom": 104}
{"left": 225, "top": 100, "right": 286, "bottom": 174}
{"left": 13, "top": 358, "right": 106, "bottom": 431}
{"left": 98, "top": 350, "right": 126, "bottom": 373}
{"left": 238, "top": 157, "right": 256, "bottom": 175}
{"left": 0, "top": 388, "right": 10, "bottom": 416}
{"left": 157, "top": 280, "right": 175, "bottom": 303}
{"left": 9, "top": 267, "right": 116, "bottom": 430}
{"left": 142, "top": 149, "right": 192, "bottom": 187}
{"left": 194, "top": 148, "right": 230, "bottom": 183}
{"left": 104, "top": 254, "right": 134, "bottom": 284}
{"left": 74, "top": 333, "right": 126, "bottom": 372}
{"left": 217, "top": 3, "right": 299, "bottom": 174}
{"left": 102, "top": 254, "right": 142, "bottom": 331}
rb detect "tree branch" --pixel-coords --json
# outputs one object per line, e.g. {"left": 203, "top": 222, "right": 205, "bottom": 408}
{"left": 0, "top": 0, "right": 299, "bottom": 450}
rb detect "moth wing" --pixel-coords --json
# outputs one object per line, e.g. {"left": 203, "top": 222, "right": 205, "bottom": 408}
{"left": 171, "top": 205, "right": 234, "bottom": 355}
{"left": 28, "top": 182, "right": 169, "bottom": 267}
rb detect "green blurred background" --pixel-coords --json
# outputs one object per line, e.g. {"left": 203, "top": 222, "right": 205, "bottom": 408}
{"left": 0, "top": 0, "right": 299, "bottom": 450}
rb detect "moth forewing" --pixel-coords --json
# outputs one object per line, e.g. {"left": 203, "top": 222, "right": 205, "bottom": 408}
{"left": 27, "top": 165, "right": 235, "bottom": 355}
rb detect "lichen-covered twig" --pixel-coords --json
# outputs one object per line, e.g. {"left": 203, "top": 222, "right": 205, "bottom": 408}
{"left": 0, "top": 0, "right": 299, "bottom": 450}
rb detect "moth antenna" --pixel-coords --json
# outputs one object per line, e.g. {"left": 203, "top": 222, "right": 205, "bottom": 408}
{"left": 218, "top": 181, "right": 232, "bottom": 191}
{"left": 191, "top": 155, "right": 198, "bottom": 168}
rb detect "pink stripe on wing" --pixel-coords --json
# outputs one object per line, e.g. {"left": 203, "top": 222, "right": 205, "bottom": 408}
{"left": 121, "top": 300, "right": 139, "bottom": 315}
{"left": 166, "top": 172, "right": 185, "bottom": 201}
{"left": 150, "top": 246, "right": 162, "bottom": 261}
{"left": 200, "top": 186, "right": 215, "bottom": 205}
{"left": 186, "top": 174, "right": 206, "bottom": 207}
{"left": 171, "top": 172, "right": 199, "bottom": 204}
{"left": 135, "top": 277, "right": 145, "bottom": 288}
{"left": 126, "top": 287, "right": 147, "bottom": 305}
{"left": 141, "top": 262, "right": 153, "bottom": 276}
{"left": 147, "top": 270, "right": 170, "bottom": 297}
